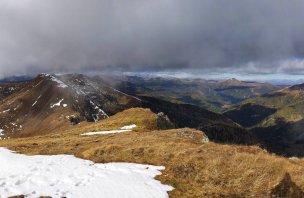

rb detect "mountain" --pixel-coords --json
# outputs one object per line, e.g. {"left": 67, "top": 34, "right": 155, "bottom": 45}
{"left": 0, "top": 73, "right": 303, "bottom": 197}
{"left": 0, "top": 81, "right": 30, "bottom": 100}
{"left": 1, "top": 107, "right": 304, "bottom": 197}
{"left": 0, "top": 73, "right": 254, "bottom": 145}
{"left": 224, "top": 83, "right": 304, "bottom": 156}
{"left": 0, "top": 73, "right": 141, "bottom": 138}
{"left": 0, "top": 75, "right": 33, "bottom": 83}
{"left": 99, "top": 75, "right": 282, "bottom": 112}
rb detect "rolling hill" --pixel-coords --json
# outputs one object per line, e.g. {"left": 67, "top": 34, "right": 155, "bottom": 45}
{"left": 224, "top": 83, "right": 304, "bottom": 156}
{"left": 99, "top": 75, "right": 282, "bottom": 112}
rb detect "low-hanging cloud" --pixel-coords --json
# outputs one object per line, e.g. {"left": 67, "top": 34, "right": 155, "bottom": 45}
{"left": 1, "top": 0, "right": 304, "bottom": 77}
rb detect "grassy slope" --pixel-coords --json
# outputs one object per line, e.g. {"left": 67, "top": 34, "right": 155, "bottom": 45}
{"left": 62, "top": 108, "right": 159, "bottom": 133}
{"left": 226, "top": 89, "right": 304, "bottom": 128}
{"left": 223, "top": 90, "right": 304, "bottom": 156}
{"left": 0, "top": 108, "right": 304, "bottom": 197}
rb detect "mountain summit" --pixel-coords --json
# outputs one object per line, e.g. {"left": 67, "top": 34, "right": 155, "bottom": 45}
{"left": 0, "top": 73, "right": 141, "bottom": 138}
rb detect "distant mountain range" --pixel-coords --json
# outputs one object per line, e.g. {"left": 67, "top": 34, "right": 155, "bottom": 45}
{"left": 2, "top": 73, "right": 304, "bottom": 197}
{"left": 4, "top": 73, "right": 304, "bottom": 156}
{"left": 0, "top": 73, "right": 255, "bottom": 145}
{"left": 96, "top": 75, "right": 282, "bottom": 112}
{"left": 0, "top": 75, "right": 33, "bottom": 83}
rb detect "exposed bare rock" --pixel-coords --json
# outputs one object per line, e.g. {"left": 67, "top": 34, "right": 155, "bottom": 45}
{"left": 270, "top": 173, "right": 304, "bottom": 198}
{"left": 175, "top": 128, "right": 209, "bottom": 143}
{"left": 156, "top": 112, "right": 175, "bottom": 130}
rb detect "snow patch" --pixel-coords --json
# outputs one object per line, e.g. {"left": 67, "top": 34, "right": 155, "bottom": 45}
{"left": 80, "top": 129, "right": 132, "bottom": 136}
{"left": 89, "top": 100, "right": 109, "bottom": 121}
{"left": 1, "top": 109, "right": 10, "bottom": 113}
{"left": 13, "top": 105, "right": 20, "bottom": 111}
{"left": 11, "top": 122, "right": 17, "bottom": 127}
{"left": 121, "top": 124, "right": 137, "bottom": 130}
{"left": 63, "top": 104, "right": 68, "bottom": 107}
{"left": 80, "top": 124, "right": 137, "bottom": 136}
{"left": 41, "top": 73, "right": 68, "bottom": 88}
{"left": 0, "top": 129, "right": 4, "bottom": 140}
{"left": 32, "top": 94, "right": 42, "bottom": 107}
{"left": 0, "top": 148, "right": 172, "bottom": 198}
{"left": 50, "top": 99, "right": 64, "bottom": 108}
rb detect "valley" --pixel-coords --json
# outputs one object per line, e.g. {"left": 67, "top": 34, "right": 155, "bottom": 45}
{"left": 224, "top": 84, "right": 304, "bottom": 156}
{"left": 99, "top": 76, "right": 282, "bottom": 112}
{"left": 0, "top": 107, "right": 303, "bottom": 197}
{"left": 0, "top": 73, "right": 304, "bottom": 197}
{"left": 2, "top": 1, "right": 304, "bottom": 197}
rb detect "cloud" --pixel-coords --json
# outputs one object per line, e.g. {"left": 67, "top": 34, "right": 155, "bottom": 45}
{"left": 1, "top": 0, "right": 304, "bottom": 76}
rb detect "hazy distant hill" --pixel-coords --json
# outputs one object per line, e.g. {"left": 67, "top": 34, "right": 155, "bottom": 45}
{"left": 100, "top": 76, "right": 282, "bottom": 112}
{"left": 224, "top": 83, "right": 304, "bottom": 156}
{"left": 0, "top": 75, "right": 33, "bottom": 83}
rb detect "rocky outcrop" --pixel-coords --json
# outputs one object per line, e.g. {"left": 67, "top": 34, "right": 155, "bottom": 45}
{"left": 156, "top": 112, "right": 175, "bottom": 130}
{"left": 270, "top": 173, "right": 304, "bottom": 198}
{"left": 175, "top": 128, "right": 209, "bottom": 143}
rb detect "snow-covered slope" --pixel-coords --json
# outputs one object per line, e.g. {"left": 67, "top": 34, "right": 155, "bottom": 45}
{"left": 0, "top": 148, "right": 173, "bottom": 198}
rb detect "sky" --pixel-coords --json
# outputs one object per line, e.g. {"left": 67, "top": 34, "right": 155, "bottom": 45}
{"left": 1, "top": 0, "right": 304, "bottom": 80}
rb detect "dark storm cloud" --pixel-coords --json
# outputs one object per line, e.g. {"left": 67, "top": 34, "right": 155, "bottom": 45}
{"left": 1, "top": 0, "right": 304, "bottom": 76}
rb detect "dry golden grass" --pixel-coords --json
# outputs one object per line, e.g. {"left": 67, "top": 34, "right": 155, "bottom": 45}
{"left": 1, "top": 108, "right": 304, "bottom": 197}
{"left": 65, "top": 107, "right": 159, "bottom": 133}
{"left": 16, "top": 107, "right": 158, "bottom": 138}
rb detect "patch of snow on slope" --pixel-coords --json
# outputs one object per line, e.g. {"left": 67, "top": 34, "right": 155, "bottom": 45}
{"left": 80, "top": 124, "right": 137, "bottom": 136}
{"left": 121, "top": 124, "right": 137, "bottom": 130}
{"left": 13, "top": 104, "right": 21, "bottom": 111}
{"left": 8, "top": 87, "right": 15, "bottom": 92}
{"left": 50, "top": 99, "right": 64, "bottom": 108}
{"left": 41, "top": 73, "right": 68, "bottom": 88}
{"left": 0, "top": 129, "right": 4, "bottom": 140}
{"left": 89, "top": 100, "right": 109, "bottom": 121}
{"left": 32, "top": 94, "right": 42, "bottom": 107}
{"left": 63, "top": 104, "right": 68, "bottom": 107}
{"left": 0, "top": 148, "right": 173, "bottom": 198}
{"left": 80, "top": 129, "right": 132, "bottom": 136}
{"left": 1, "top": 109, "right": 10, "bottom": 113}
